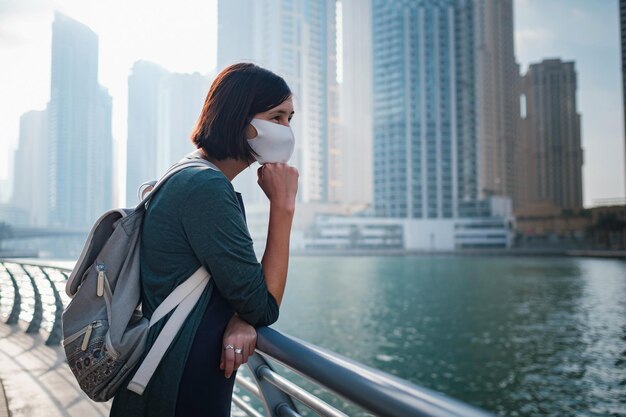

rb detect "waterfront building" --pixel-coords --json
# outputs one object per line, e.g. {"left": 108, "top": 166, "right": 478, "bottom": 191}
{"left": 514, "top": 203, "right": 626, "bottom": 250}
{"left": 0, "top": 204, "right": 29, "bottom": 227}
{"left": 301, "top": 198, "right": 513, "bottom": 251}
{"left": 372, "top": 0, "right": 517, "bottom": 219}
{"left": 11, "top": 110, "right": 49, "bottom": 226}
{"left": 48, "top": 12, "right": 113, "bottom": 227}
{"left": 338, "top": 0, "right": 374, "bottom": 206}
{"left": 126, "top": 61, "right": 168, "bottom": 206}
{"left": 372, "top": 0, "right": 466, "bottom": 219}
{"left": 517, "top": 59, "right": 583, "bottom": 212}
{"left": 367, "top": 0, "right": 517, "bottom": 249}
{"left": 474, "top": 0, "right": 518, "bottom": 200}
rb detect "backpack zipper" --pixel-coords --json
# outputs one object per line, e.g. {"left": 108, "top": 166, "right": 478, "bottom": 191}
{"left": 62, "top": 320, "right": 103, "bottom": 347}
{"left": 96, "top": 263, "right": 105, "bottom": 297}
{"left": 81, "top": 324, "right": 94, "bottom": 351}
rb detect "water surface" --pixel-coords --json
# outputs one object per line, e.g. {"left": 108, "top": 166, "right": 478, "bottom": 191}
{"left": 271, "top": 256, "right": 626, "bottom": 417}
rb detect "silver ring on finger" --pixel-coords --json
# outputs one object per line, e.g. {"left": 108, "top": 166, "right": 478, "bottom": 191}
{"left": 234, "top": 347, "right": 243, "bottom": 354}
{"left": 224, "top": 344, "right": 234, "bottom": 350}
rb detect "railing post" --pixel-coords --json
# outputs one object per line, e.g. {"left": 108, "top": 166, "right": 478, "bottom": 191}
{"left": 4, "top": 266, "right": 21, "bottom": 325}
{"left": 246, "top": 352, "right": 299, "bottom": 417}
{"left": 41, "top": 268, "right": 64, "bottom": 346}
{"left": 22, "top": 266, "right": 43, "bottom": 334}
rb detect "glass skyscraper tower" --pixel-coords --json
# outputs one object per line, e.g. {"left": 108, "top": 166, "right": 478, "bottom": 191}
{"left": 372, "top": 0, "right": 516, "bottom": 219}
{"left": 373, "top": 0, "right": 475, "bottom": 218}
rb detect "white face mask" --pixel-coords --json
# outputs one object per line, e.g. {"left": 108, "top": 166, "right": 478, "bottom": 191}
{"left": 247, "top": 118, "right": 295, "bottom": 164}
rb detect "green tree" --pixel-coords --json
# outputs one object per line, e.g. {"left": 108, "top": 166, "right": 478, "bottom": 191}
{"left": 587, "top": 214, "right": 626, "bottom": 249}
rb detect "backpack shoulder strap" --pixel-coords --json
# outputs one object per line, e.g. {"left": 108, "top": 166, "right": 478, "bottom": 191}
{"left": 127, "top": 266, "right": 211, "bottom": 395}
{"left": 133, "top": 154, "right": 221, "bottom": 212}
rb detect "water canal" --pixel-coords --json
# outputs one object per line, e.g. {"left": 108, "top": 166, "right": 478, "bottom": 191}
{"left": 273, "top": 256, "right": 626, "bottom": 416}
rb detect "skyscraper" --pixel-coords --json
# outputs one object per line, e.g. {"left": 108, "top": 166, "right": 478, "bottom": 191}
{"left": 126, "top": 61, "right": 167, "bottom": 206}
{"left": 12, "top": 110, "right": 49, "bottom": 226}
{"left": 517, "top": 59, "right": 583, "bottom": 211}
{"left": 372, "top": 0, "right": 473, "bottom": 218}
{"left": 371, "top": 0, "right": 517, "bottom": 220}
{"left": 474, "top": 0, "right": 518, "bottom": 200}
{"left": 298, "top": 0, "right": 336, "bottom": 203}
{"left": 217, "top": 0, "right": 338, "bottom": 204}
{"left": 338, "top": 0, "right": 373, "bottom": 206}
{"left": 48, "top": 12, "right": 113, "bottom": 227}
{"left": 155, "top": 72, "right": 212, "bottom": 174}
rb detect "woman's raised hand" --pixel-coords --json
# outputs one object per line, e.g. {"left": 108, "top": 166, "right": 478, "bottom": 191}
{"left": 220, "top": 314, "right": 257, "bottom": 378}
{"left": 257, "top": 163, "right": 299, "bottom": 211}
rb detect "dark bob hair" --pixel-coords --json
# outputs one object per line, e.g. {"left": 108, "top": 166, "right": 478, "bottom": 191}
{"left": 190, "top": 62, "right": 292, "bottom": 163}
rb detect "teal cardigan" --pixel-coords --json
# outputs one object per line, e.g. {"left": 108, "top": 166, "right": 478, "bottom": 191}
{"left": 109, "top": 166, "right": 279, "bottom": 416}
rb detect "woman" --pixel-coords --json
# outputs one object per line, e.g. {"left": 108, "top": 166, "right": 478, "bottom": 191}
{"left": 109, "top": 63, "right": 298, "bottom": 417}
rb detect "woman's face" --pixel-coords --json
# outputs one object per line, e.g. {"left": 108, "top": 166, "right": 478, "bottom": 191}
{"left": 245, "top": 97, "right": 294, "bottom": 139}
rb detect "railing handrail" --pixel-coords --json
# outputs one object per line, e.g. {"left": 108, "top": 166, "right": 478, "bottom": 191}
{"left": 0, "top": 258, "right": 496, "bottom": 417}
{"left": 255, "top": 327, "right": 494, "bottom": 417}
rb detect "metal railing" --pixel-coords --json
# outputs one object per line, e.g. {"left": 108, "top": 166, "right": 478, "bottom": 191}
{"left": 0, "top": 259, "right": 495, "bottom": 417}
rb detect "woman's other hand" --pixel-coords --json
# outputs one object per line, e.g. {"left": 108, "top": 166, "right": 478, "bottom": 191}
{"left": 257, "top": 163, "right": 299, "bottom": 211}
{"left": 220, "top": 314, "right": 257, "bottom": 378}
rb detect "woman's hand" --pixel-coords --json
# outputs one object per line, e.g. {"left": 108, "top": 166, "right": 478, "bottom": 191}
{"left": 257, "top": 163, "right": 299, "bottom": 211}
{"left": 220, "top": 314, "right": 257, "bottom": 378}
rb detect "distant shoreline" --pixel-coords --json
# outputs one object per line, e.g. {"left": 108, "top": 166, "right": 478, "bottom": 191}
{"left": 289, "top": 248, "right": 626, "bottom": 260}
{"left": 2, "top": 249, "right": 626, "bottom": 263}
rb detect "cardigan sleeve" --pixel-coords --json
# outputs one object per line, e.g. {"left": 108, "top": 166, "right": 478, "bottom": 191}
{"left": 180, "top": 171, "right": 279, "bottom": 327}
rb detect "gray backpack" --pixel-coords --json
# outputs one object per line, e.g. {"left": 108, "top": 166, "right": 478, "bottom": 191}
{"left": 62, "top": 152, "right": 218, "bottom": 401}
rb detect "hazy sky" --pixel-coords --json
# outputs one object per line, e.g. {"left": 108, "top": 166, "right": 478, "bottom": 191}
{"left": 0, "top": 0, "right": 624, "bottom": 207}
{"left": 0, "top": 0, "right": 218, "bottom": 204}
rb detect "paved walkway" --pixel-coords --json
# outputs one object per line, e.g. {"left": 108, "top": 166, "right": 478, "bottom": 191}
{"left": 0, "top": 322, "right": 110, "bottom": 417}
{"left": 0, "top": 377, "right": 9, "bottom": 417}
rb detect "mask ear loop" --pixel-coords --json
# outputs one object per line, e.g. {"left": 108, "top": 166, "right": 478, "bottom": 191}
{"left": 246, "top": 120, "right": 261, "bottom": 164}
{"left": 248, "top": 118, "right": 264, "bottom": 140}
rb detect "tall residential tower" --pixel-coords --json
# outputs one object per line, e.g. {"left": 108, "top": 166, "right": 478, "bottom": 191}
{"left": 517, "top": 59, "right": 583, "bottom": 211}
{"left": 338, "top": 0, "right": 374, "bottom": 206}
{"left": 11, "top": 110, "right": 49, "bottom": 226}
{"left": 48, "top": 12, "right": 113, "bottom": 227}
{"left": 371, "top": 0, "right": 517, "bottom": 219}
{"left": 126, "top": 61, "right": 167, "bottom": 206}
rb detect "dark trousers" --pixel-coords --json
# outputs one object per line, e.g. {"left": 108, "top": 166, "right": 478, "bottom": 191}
{"left": 176, "top": 286, "right": 237, "bottom": 417}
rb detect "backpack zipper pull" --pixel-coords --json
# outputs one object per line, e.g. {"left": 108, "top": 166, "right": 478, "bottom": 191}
{"left": 81, "top": 323, "right": 94, "bottom": 351}
{"left": 96, "top": 264, "right": 105, "bottom": 297}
